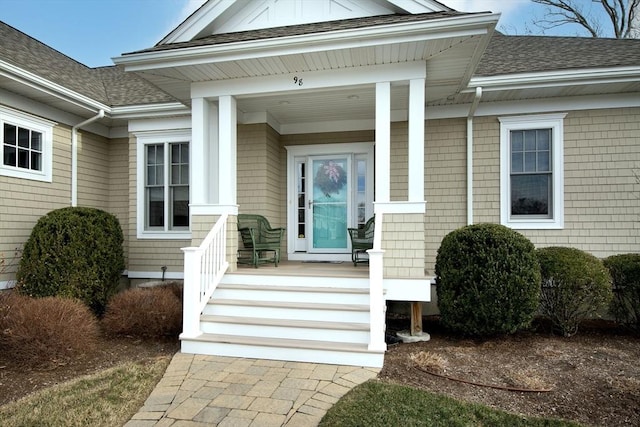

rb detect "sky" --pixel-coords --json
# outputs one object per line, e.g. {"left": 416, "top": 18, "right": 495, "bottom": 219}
{"left": 0, "top": 0, "right": 606, "bottom": 68}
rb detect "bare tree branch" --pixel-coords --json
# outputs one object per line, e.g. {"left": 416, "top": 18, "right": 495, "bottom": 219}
{"left": 531, "top": 0, "right": 640, "bottom": 38}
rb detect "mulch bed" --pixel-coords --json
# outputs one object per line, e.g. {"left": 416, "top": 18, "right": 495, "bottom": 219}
{"left": 381, "top": 315, "right": 640, "bottom": 426}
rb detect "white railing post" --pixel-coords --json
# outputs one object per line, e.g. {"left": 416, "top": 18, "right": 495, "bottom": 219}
{"left": 181, "top": 246, "right": 202, "bottom": 339}
{"left": 368, "top": 214, "right": 387, "bottom": 352}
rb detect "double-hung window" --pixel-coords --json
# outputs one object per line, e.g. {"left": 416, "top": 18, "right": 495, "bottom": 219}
{"left": 136, "top": 131, "right": 190, "bottom": 239}
{"left": 0, "top": 106, "right": 54, "bottom": 182}
{"left": 499, "top": 113, "right": 565, "bottom": 229}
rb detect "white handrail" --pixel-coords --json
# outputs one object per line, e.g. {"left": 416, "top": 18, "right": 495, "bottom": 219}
{"left": 180, "top": 214, "right": 229, "bottom": 339}
{"left": 367, "top": 213, "right": 386, "bottom": 352}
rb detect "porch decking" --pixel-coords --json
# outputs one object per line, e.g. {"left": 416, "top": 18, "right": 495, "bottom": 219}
{"left": 231, "top": 260, "right": 368, "bottom": 278}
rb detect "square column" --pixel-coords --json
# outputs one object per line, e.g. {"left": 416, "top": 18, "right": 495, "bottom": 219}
{"left": 408, "top": 78, "right": 425, "bottom": 203}
{"left": 375, "top": 81, "right": 391, "bottom": 204}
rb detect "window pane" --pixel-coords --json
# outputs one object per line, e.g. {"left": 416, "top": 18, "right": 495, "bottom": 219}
{"left": 31, "top": 131, "right": 42, "bottom": 151}
{"left": 181, "top": 165, "right": 189, "bottom": 184}
{"left": 147, "top": 187, "right": 164, "bottom": 227}
{"left": 30, "top": 152, "right": 41, "bottom": 171}
{"left": 171, "top": 186, "right": 189, "bottom": 228}
{"left": 511, "top": 152, "right": 523, "bottom": 173}
{"left": 537, "top": 129, "right": 550, "bottom": 150}
{"left": 18, "top": 127, "right": 29, "bottom": 148}
{"left": 524, "top": 130, "right": 536, "bottom": 151}
{"left": 524, "top": 151, "right": 536, "bottom": 172}
{"left": 511, "top": 131, "right": 523, "bottom": 152}
{"left": 511, "top": 174, "right": 551, "bottom": 216}
{"left": 171, "top": 165, "right": 180, "bottom": 185}
{"left": 4, "top": 124, "right": 16, "bottom": 145}
{"left": 4, "top": 145, "right": 16, "bottom": 166}
{"left": 537, "top": 151, "right": 550, "bottom": 172}
{"left": 18, "top": 148, "right": 28, "bottom": 168}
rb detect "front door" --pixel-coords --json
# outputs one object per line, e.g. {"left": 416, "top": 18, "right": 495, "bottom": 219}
{"left": 309, "top": 155, "right": 350, "bottom": 252}
{"left": 287, "top": 143, "right": 374, "bottom": 260}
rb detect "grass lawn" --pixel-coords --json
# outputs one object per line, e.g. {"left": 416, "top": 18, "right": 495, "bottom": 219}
{"left": 0, "top": 356, "right": 170, "bottom": 427}
{"left": 320, "top": 380, "right": 581, "bottom": 427}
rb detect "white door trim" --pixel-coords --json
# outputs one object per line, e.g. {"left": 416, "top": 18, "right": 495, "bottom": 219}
{"left": 285, "top": 142, "right": 373, "bottom": 261}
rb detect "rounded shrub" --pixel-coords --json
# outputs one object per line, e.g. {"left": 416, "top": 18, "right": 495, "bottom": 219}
{"left": 102, "top": 286, "right": 182, "bottom": 338}
{"left": 435, "top": 223, "right": 540, "bottom": 337}
{"left": 604, "top": 253, "right": 640, "bottom": 332}
{"left": 537, "top": 247, "right": 612, "bottom": 337}
{"left": 16, "top": 207, "right": 125, "bottom": 316}
{"left": 0, "top": 292, "right": 99, "bottom": 367}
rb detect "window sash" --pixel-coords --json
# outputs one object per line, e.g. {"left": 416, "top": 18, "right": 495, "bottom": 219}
{"left": 509, "top": 128, "right": 553, "bottom": 219}
{"left": 3, "top": 122, "right": 44, "bottom": 172}
{"left": 144, "top": 141, "right": 189, "bottom": 232}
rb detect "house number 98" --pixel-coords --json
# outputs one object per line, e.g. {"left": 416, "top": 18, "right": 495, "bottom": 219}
{"left": 293, "top": 76, "right": 303, "bottom": 86}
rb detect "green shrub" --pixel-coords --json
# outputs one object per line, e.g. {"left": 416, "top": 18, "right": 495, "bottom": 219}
{"left": 604, "top": 253, "right": 640, "bottom": 332}
{"left": 0, "top": 292, "right": 99, "bottom": 367}
{"left": 102, "top": 286, "right": 182, "bottom": 338}
{"left": 537, "top": 247, "right": 612, "bottom": 337}
{"left": 435, "top": 223, "right": 540, "bottom": 337}
{"left": 16, "top": 207, "right": 125, "bottom": 316}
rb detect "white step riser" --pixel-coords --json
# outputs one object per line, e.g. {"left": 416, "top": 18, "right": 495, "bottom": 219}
{"left": 213, "top": 288, "right": 369, "bottom": 305}
{"left": 181, "top": 339, "right": 384, "bottom": 368}
{"left": 203, "top": 304, "right": 370, "bottom": 323}
{"left": 220, "top": 274, "right": 369, "bottom": 289}
{"left": 200, "top": 322, "right": 370, "bottom": 344}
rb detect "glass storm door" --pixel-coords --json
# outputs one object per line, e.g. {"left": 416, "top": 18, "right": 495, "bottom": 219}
{"left": 308, "top": 156, "right": 350, "bottom": 252}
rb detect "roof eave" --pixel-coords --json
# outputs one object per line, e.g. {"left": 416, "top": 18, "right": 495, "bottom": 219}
{"left": 467, "top": 66, "right": 640, "bottom": 92}
{"left": 0, "top": 59, "right": 110, "bottom": 114}
{"left": 114, "top": 13, "right": 499, "bottom": 72}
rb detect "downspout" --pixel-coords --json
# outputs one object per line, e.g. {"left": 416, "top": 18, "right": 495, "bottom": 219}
{"left": 71, "top": 110, "right": 105, "bottom": 207}
{"left": 466, "top": 87, "right": 482, "bottom": 225}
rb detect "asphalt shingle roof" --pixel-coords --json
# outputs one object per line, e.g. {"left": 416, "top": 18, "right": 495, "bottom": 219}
{"left": 0, "top": 21, "right": 177, "bottom": 107}
{"left": 476, "top": 33, "right": 640, "bottom": 76}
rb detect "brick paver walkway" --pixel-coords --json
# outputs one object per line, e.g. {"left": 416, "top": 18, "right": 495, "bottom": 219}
{"left": 125, "top": 353, "right": 380, "bottom": 427}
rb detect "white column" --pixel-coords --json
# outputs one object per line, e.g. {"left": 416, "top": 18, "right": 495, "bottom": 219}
{"left": 375, "top": 82, "right": 391, "bottom": 204}
{"left": 191, "top": 97, "right": 208, "bottom": 206}
{"left": 408, "top": 78, "right": 425, "bottom": 202}
{"left": 218, "top": 95, "right": 237, "bottom": 206}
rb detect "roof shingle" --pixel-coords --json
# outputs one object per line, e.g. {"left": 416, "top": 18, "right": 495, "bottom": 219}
{"left": 476, "top": 33, "right": 640, "bottom": 76}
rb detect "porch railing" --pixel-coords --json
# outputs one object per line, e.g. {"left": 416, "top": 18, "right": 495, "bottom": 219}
{"left": 367, "top": 213, "right": 386, "bottom": 351}
{"left": 180, "top": 213, "right": 229, "bottom": 339}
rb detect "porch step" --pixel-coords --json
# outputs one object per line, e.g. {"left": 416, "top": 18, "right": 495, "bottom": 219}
{"left": 200, "top": 314, "right": 370, "bottom": 343}
{"left": 181, "top": 275, "right": 385, "bottom": 367}
{"left": 180, "top": 333, "right": 384, "bottom": 368}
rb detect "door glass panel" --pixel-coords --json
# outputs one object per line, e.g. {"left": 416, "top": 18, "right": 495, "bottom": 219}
{"left": 312, "top": 158, "right": 348, "bottom": 250}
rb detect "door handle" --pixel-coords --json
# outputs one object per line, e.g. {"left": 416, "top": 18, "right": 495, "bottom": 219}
{"left": 308, "top": 199, "right": 313, "bottom": 208}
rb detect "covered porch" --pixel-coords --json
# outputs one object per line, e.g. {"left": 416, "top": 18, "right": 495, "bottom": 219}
{"left": 115, "top": 9, "right": 498, "bottom": 367}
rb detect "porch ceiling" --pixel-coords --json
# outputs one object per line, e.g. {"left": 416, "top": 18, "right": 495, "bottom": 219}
{"left": 133, "top": 33, "right": 487, "bottom": 126}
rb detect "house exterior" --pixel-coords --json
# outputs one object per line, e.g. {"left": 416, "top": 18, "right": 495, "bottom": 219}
{"left": 1, "top": 0, "right": 638, "bottom": 367}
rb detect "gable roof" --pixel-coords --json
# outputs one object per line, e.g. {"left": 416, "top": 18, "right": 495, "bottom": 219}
{"left": 477, "top": 33, "right": 640, "bottom": 76}
{"left": 0, "top": 21, "right": 177, "bottom": 108}
{"left": 126, "top": 11, "right": 471, "bottom": 56}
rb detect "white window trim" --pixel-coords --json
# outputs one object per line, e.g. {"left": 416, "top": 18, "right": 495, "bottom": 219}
{"left": 0, "top": 106, "right": 55, "bottom": 182}
{"left": 499, "top": 113, "right": 566, "bottom": 230}
{"left": 135, "top": 129, "right": 191, "bottom": 239}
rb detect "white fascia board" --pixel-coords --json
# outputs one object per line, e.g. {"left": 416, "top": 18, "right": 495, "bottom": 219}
{"left": 0, "top": 60, "right": 111, "bottom": 114}
{"left": 467, "top": 66, "right": 640, "bottom": 92}
{"left": 192, "top": 61, "right": 426, "bottom": 98}
{"left": 115, "top": 13, "right": 499, "bottom": 71}
{"left": 111, "top": 102, "right": 190, "bottom": 119}
{"left": 425, "top": 91, "right": 640, "bottom": 120}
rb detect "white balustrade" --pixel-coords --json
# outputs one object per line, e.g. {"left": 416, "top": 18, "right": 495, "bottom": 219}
{"left": 181, "top": 214, "right": 229, "bottom": 339}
